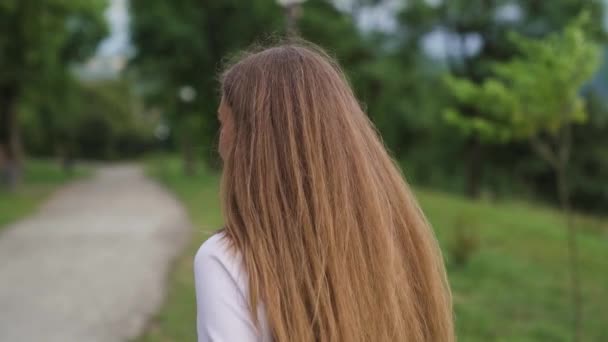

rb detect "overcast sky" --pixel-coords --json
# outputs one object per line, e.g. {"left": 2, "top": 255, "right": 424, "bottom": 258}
{"left": 97, "top": 0, "right": 131, "bottom": 57}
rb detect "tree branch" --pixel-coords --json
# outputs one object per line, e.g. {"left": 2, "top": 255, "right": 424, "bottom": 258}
{"left": 559, "top": 124, "right": 572, "bottom": 166}
{"left": 530, "top": 135, "right": 559, "bottom": 169}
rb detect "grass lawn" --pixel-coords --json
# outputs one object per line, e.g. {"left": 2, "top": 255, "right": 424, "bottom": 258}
{"left": 139, "top": 156, "right": 608, "bottom": 342}
{"left": 0, "top": 159, "right": 89, "bottom": 230}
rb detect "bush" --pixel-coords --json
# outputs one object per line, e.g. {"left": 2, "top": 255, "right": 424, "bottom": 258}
{"left": 447, "top": 214, "right": 480, "bottom": 267}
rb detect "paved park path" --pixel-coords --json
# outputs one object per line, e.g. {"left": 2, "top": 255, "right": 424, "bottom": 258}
{"left": 0, "top": 164, "right": 191, "bottom": 342}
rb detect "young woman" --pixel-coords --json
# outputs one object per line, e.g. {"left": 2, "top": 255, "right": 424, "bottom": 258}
{"left": 194, "top": 43, "right": 454, "bottom": 342}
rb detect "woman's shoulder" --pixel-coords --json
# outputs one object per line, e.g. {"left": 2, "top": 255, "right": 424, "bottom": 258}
{"left": 194, "top": 231, "right": 246, "bottom": 289}
{"left": 194, "top": 232, "right": 272, "bottom": 341}
{"left": 195, "top": 231, "right": 231, "bottom": 260}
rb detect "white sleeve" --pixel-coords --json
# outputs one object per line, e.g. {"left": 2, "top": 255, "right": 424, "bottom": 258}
{"left": 194, "top": 236, "right": 260, "bottom": 342}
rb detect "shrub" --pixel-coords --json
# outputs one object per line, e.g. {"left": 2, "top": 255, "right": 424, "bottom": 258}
{"left": 448, "top": 214, "right": 480, "bottom": 267}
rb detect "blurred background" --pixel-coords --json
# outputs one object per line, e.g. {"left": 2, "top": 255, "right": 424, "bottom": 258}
{"left": 0, "top": 0, "right": 607, "bottom": 341}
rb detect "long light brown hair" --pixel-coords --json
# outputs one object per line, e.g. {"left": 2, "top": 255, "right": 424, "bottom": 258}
{"left": 219, "top": 42, "right": 454, "bottom": 342}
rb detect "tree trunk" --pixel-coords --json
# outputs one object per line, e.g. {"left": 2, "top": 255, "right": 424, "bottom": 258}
{"left": 284, "top": 3, "right": 302, "bottom": 36}
{"left": 0, "top": 83, "right": 22, "bottom": 190}
{"left": 181, "top": 135, "right": 196, "bottom": 177}
{"left": 60, "top": 146, "right": 75, "bottom": 176}
{"left": 556, "top": 164, "right": 582, "bottom": 342}
{"left": 465, "top": 136, "right": 483, "bottom": 199}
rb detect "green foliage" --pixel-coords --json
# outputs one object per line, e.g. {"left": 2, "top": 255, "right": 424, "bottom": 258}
{"left": 0, "top": 0, "right": 107, "bottom": 84}
{"left": 129, "top": 0, "right": 284, "bottom": 165}
{"left": 0, "top": 0, "right": 108, "bottom": 186}
{"left": 299, "top": 0, "right": 371, "bottom": 74}
{"left": 22, "top": 78, "right": 155, "bottom": 160}
{"left": 394, "top": 0, "right": 605, "bottom": 201}
{"left": 567, "top": 90, "right": 608, "bottom": 212}
{"left": 76, "top": 79, "right": 155, "bottom": 159}
{"left": 444, "top": 14, "right": 601, "bottom": 144}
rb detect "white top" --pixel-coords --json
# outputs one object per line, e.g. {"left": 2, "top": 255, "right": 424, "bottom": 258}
{"left": 194, "top": 232, "right": 272, "bottom": 342}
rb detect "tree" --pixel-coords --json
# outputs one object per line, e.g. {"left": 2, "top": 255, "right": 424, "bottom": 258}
{"left": 129, "top": 0, "right": 283, "bottom": 175}
{"left": 396, "top": 0, "right": 604, "bottom": 198}
{"left": 0, "top": 0, "right": 107, "bottom": 188}
{"left": 444, "top": 15, "right": 600, "bottom": 341}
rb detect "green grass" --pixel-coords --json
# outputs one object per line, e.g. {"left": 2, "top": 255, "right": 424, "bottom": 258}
{"left": 136, "top": 156, "right": 223, "bottom": 342}
{"left": 139, "top": 155, "right": 608, "bottom": 342}
{"left": 0, "top": 159, "right": 89, "bottom": 230}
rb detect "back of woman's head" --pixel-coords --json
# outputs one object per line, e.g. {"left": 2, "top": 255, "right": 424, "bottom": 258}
{"left": 220, "top": 42, "right": 454, "bottom": 342}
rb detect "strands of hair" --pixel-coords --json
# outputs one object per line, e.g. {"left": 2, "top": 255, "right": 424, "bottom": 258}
{"left": 219, "top": 41, "right": 454, "bottom": 342}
